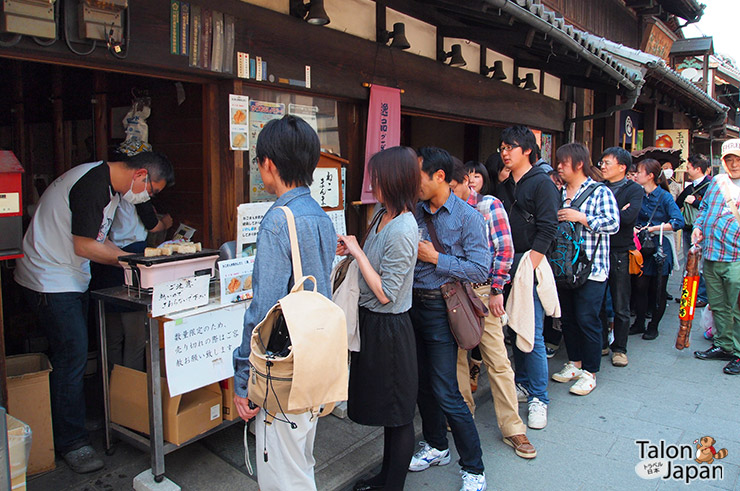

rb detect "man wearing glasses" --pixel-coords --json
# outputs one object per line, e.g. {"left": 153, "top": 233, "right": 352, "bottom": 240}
{"left": 497, "top": 126, "right": 560, "bottom": 429}
{"left": 598, "top": 148, "right": 643, "bottom": 367}
{"left": 15, "top": 152, "right": 174, "bottom": 473}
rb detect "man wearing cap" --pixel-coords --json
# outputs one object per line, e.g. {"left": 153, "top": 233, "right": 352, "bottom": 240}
{"left": 692, "top": 139, "right": 740, "bottom": 375}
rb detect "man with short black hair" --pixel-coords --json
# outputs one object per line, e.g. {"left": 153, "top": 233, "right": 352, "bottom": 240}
{"left": 598, "top": 147, "right": 643, "bottom": 367}
{"left": 676, "top": 154, "right": 711, "bottom": 307}
{"left": 232, "top": 115, "right": 337, "bottom": 490}
{"left": 15, "top": 151, "right": 174, "bottom": 473}
{"left": 497, "top": 125, "right": 560, "bottom": 429}
{"left": 409, "top": 146, "right": 490, "bottom": 491}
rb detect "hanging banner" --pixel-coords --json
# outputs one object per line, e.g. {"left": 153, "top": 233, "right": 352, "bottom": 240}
{"left": 361, "top": 85, "right": 401, "bottom": 203}
{"left": 655, "top": 129, "right": 690, "bottom": 164}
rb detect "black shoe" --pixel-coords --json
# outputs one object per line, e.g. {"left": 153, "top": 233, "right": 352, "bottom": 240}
{"left": 642, "top": 329, "right": 659, "bottom": 341}
{"left": 694, "top": 345, "right": 734, "bottom": 361}
{"left": 723, "top": 358, "right": 740, "bottom": 375}
{"left": 645, "top": 311, "right": 652, "bottom": 319}
{"left": 674, "top": 297, "right": 681, "bottom": 303}
{"left": 353, "top": 480, "right": 383, "bottom": 491}
{"left": 629, "top": 324, "right": 645, "bottom": 335}
{"left": 62, "top": 445, "right": 104, "bottom": 474}
{"left": 695, "top": 300, "right": 708, "bottom": 308}
{"left": 666, "top": 293, "right": 673, "bottom": 301}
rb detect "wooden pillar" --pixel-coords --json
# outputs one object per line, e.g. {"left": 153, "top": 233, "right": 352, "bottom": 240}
{"left": 93, "top": 72, "right": 109, "bottom": 161}
{"left": 52, "top": 66, "right": 66, "bottom": 178}
{"left": 11, "top": 61, "right": 32, "bottom": 217}
{"left": 603, "top": 94, "right": 620, "bottom": 150}
{"left": 203, "top": 83, "right": 221, "bottom": 249}
{"left": 644, "top": 103, "right": 658, "bottom": 149}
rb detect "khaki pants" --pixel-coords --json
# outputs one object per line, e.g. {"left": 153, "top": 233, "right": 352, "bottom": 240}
{"left": 456, "top": 285, "right": 526, "bottom": 438}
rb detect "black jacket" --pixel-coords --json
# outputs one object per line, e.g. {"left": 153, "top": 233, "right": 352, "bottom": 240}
{"left": 499, "top": 165, "right": 560, "bottom": 257}
{"left": 604, "top": 178, "right": 643, "bottom": 253}
{"left": 676, "top": 176, "right": 711, "bottom": 231}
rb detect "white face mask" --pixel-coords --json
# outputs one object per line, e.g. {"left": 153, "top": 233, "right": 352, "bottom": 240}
{"left": 122, "top": 174, "right": 150, "bottom": 205}
{"left": 662, "top": 168, "right": 674, "bottom": 180}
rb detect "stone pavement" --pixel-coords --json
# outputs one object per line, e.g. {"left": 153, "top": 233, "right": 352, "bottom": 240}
{"left": 28, "top": 276, "right": 740, "bottom": 490}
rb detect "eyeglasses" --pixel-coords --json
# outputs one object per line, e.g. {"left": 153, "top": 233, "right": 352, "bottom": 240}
{"left": 497, "top": 144, "right": 521, "bottom": 154}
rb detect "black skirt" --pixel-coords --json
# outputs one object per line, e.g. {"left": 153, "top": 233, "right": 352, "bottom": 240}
{"left": 347, "top": 307, "right": 418, "bottom": 427}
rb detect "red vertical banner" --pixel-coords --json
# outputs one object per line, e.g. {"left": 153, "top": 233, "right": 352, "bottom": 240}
{"left": 361, "top": 85, "right": 401, "bottom": 203}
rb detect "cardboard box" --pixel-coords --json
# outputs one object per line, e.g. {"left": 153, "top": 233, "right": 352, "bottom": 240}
{"left": 110, "top": 365, "right": 222, "bottom": 445}
{"left": 6, "top": 354, "right": 55, "bottom": 475}
{"left": 7, "top": 414, "right": 31, "bottom": 491}
{"left": 219, "top": 377, "right": 238, "bottom": 421}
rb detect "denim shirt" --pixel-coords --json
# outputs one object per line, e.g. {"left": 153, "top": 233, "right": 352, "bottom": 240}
{"left": 414, "top": 191, "right": 491, "bottom": 289}
{"left": 232, "top": 186, "right": 337, "bottom": 398}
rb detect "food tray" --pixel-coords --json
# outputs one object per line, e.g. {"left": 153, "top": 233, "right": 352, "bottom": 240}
{"left": 119, "top": 249, "right": 220, "bottom": 289}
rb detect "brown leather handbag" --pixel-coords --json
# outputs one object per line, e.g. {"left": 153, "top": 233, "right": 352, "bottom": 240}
{"left": 425, "top": 216, "right": 488, "bottom": 349}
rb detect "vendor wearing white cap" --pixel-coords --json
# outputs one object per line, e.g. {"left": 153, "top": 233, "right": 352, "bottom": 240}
{"left": 692, "top": 139, "right": 740, "bottom": 375}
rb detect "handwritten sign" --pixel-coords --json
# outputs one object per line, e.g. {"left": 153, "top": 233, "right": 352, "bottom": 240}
{"left": 236, "top": 202, "right": 273, "bottom": 257}
{"left": 219, "top": 256, "right": 255, "bottom": 305}
{"left": 152, "top": 275, "right": 210, "bottom": 318}
{"left": 163, "top": 304, "right": 245, "bottom": 396}
{"left": 309, "top": 167, "right": 340, "bottom": 208}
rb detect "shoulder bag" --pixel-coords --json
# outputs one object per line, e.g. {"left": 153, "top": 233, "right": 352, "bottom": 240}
{"left": 424, "top": 214, "right": 488, "bottom": 350}
{"left": 681, "top": 181, "right": 710, "bottom": 228}
{"left": 637, "top": 203, "right": 660, "bottom": 257}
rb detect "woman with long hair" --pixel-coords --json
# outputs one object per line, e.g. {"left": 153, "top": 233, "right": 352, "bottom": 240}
{"left": 484, "top": 153, "right": 511, "bottom": 198}
{"left": 629, "top": 158, "right": 684, "bottom": 340}
{"left": 339, "top": 146, "right": 420, "bottom": 491}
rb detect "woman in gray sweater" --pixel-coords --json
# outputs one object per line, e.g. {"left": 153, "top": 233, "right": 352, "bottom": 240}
{"left": 338, "top": 146, "right": 420, "bottom": 491}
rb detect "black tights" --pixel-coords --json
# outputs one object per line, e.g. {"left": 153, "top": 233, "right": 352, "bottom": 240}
{"left": 633, "top": 274, "right": 669, "bottom": 332}
{"left": 363, "top": 422, "right": 414, "bottom": 490}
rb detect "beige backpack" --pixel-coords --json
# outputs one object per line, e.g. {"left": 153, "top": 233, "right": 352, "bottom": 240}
{"left": 248, "top": 206, "right": 348, "bottom": 423}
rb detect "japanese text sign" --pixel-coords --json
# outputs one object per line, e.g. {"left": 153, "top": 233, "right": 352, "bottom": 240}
{"left": 152, "top": 275, "right": 210, "bottom": 318}
{"left": 361, "top": 85, "right": 401, "bottom": 203}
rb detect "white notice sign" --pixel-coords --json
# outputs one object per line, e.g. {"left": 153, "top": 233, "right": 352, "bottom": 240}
{"left": 152, "top": 275, "right": 210, "bottom": 318}
{"left": 309, "top": 167, "right": 340, "bottom": 208}
{"left": 164, "top": 304, "right": 245, "bottom": 396}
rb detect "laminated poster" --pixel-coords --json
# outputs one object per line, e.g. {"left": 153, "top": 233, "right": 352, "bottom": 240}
{"left": 236, "top": 201, "right": 273, "bottom": 258}
{"left": 229, "top": 94, "right": 249, "bottom": 150}
{"left": 288, "top": 103, "right": 319, "bottom": 135}
{"left": 164, "top": 304, "right": 246, "bottom": 396}
{"left": 219, "top": 256, "right": 255, "bottom": 305}
{"left": 249, "top": 100, "right": 285, "bottom": 202}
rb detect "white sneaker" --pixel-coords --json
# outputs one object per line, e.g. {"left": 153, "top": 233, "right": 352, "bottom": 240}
{"left": 460, "top": 470, "right": 487, "bottom": 491}
{"left": 569, "top": 370, "right": 596, "bottom": 396}
{"left": 527, "top": 397, "right": 548, "bottom": 429}
{"left": 552, "top": 361, "right": 583, "bottom": 383}
{"left": 515, "top": 382, "right": 529, "bottom": 403}
{"left": 408, "top": 441, "right": 451, "bottom": 472}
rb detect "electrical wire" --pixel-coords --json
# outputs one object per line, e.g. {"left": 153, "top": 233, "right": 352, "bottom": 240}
{"left": 33, "top": 0, "right": 59, "bottom": 46}
{"left": 0, "top": 34, "right": 22, "bottom": 48}
{"left": 107, "top": 6, "right": 130, "bottom": 59}
{"left": 64, "top": 0, "right": 97, "bottom": 56}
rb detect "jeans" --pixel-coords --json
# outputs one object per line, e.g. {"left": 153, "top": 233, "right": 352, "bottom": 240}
{"left": 22, "top": 287, "right": 90, "bottom": 453}
{"left": 409, "top": 294, "right": 484, "bottom": 475}
{"left": 633, "top": 274, "right": 669, "bottom": 333}
{"left": 559, "top": 280, "right": 608, "bottom": 374}
{"left": 608, "top": 251, "right": 631, "bottom": 354}
{"left": 512, "top": 286, "right": 549, "bottom": 404}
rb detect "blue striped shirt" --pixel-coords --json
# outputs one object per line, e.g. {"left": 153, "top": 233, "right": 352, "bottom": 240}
{"left": 414, "top": 191, "right": 491, "bottom": 289}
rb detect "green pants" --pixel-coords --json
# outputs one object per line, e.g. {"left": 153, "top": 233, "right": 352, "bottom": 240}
{"left": 704, "top": 260, "right": 740, "bottom": 357}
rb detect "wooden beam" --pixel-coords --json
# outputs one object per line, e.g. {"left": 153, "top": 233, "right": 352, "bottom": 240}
{"left": 52, "top": 65, "right": 65, "bottom": 178}
{"left": 93, "top": 72, "right": 108, "bottom": 162}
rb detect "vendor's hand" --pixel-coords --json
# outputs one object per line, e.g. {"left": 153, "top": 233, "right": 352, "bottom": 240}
{"left": 685, "top": 195, "right": 696, "bottom": 205}
{"left": 337, "top": 234, "right": 361, "bottom": 257}
{"left": 417, "top": 240, "right": 439, "bottom": 264}
{"left": 557, "top": 208, "right": 586, "bottom": 225}
{"left": 161, "top": 214, "right": 174, "bottom": 229}
{"left": 234, "top": 395, "right": 260, "bottom": 421}
{"left": 621, "top": 203, "right": 630, "bottom": 211}
{"left": 489, "top": 293, "right": 506, "bottom": 318}
{"left": 691, "top": 228, "right": 703, "bottom": 245}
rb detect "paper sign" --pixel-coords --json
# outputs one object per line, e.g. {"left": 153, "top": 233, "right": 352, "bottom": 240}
{"left": 163, "top": 304, "right": 245, "bottom": 396}
{"left": 152, "top": 275, "right": 210, "bottom": 317}
{"left": 219, "top": 256, "right": 255, "bottom": 305}
{"left": 288, "top": 103, "right": 318, "bottom": 134}
{"left": 310, "top": 167, "right": 340, "bottom": 208}
{"left": 229, "top": 94, "right": 250, "bottom": 150}
{"left": 172, "top": 223, "right": 196, "bottom": 241}
{"left": 327, "top": 209, "right": 346, "bottom": 236}
{"left": 236, "top": 201, "right": 273, "bottom": 257}
{"left": 249, "top": 100, "right": 285, "bottom": 202}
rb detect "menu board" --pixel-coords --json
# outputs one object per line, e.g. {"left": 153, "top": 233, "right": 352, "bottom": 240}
{"left": 249, "top": 100, "right": 285, "bottom": 202}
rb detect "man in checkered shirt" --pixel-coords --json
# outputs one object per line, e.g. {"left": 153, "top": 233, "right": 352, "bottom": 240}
{"left": 550, "top": 143, "right": 619, "bottom": 396}
{"left": 693, "top": 139, "right": 740, "bottom": 375}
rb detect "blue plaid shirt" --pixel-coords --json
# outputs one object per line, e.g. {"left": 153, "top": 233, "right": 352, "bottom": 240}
{"left": 561, "top": 178, "right": 620, "bottom": 281}
{"left": 414, "top": 191, "right": 491, "bottom": 289}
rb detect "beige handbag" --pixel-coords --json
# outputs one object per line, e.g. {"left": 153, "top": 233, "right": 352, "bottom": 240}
{"left": 248, "top": 206, "right": 348, "bottom": 423}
